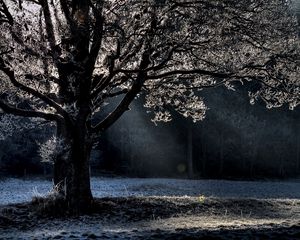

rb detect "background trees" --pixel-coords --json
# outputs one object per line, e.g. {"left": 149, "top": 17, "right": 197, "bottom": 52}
{"left": 0, "top": 0, "right": 299, "bottom": 212}
{"left": 102, "top": 87, "right": 300, "bottom": 179}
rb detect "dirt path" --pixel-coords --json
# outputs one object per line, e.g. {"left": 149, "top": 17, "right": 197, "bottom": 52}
{"left": 0, "top": 197, "right": 299, "bottom": 239}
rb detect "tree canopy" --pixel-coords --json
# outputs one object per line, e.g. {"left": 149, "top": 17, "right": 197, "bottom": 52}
{"left": 0, "top": 0, "right": 299, "bottom": 130}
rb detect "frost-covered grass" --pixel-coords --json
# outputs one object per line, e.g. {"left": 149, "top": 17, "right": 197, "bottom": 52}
{"left": 1, "top": 178, "right": 300, "bottom": 239}
{"left": 1, "top": 196, "right": 299, "bottom": 239}
{"left": 0, "top": 177, "right": 299, "bottom": 205}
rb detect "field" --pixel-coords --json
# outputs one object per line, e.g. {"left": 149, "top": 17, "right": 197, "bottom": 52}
{"left": 0, "top": 178, "right": 299, "bottom": 239}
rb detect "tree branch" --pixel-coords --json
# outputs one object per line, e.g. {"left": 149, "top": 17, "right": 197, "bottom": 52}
{"left": 0, "top": 64, "right": 71, "bottom": 122}
{"left": 0, "top": 99, "right": 63, "bottom": 122}
{"left": 147, "top": 69, "right": 233, "bottom": 80}
{"left": 59, "top": 0, "right": 74, "bottom": 26}
{"left": 91, "top": 76, "right": 144, "bottom": 133}
{"left": 39, "top": 0, "right": 59, "bottom": 63}
{"left": 0, "top": 0, "right": 14, "bottom": 25}
{"left": 86, "top": 1, "right": 103, "bottom": 74}
{"left": 92, "top": 53, "right": 152, "bottom": 133}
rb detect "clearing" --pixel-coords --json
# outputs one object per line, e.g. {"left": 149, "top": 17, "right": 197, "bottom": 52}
{"left": 0, "top": 178, "right": 299, "bottom": 239}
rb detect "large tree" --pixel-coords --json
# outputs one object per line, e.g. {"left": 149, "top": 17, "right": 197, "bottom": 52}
{"left": 0, "top": 0, "right": 299, "bottom": 212}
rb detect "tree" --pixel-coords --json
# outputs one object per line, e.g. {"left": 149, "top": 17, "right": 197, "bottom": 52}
{"left": 0, "top": 0, "right": 299, "bottom": 213}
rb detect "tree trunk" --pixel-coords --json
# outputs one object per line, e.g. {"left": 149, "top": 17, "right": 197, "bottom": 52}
{"left": 66, "top": 129, "right": 93, "bottom": 213}
{"left": 201, "top": 123, "right": 206, "bottom": 177}
{"left": 250, "top": 145, "right": 257, "bottom": 177}
{"left": 53, "top": 120, "right": 93, "bottom": 214}
{"left": 218, "top": 131, "right": 224, "bottom": 176}
{"left": 296, "top": 123, "right": 300, "bottom": 172}
{"left": 187, "top": 123, "right": 193, "bottom": 179}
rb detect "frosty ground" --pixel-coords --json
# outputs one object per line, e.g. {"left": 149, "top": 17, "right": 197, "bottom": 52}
{"left": 0, "top": 178, "right": 300, "bottom": 239}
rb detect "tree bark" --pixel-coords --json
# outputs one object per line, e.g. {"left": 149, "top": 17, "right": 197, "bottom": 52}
{"left": 296, "top": 123, "right": 300, "bottom": 172}
{"left": 201, "top": 123, "right": 206, "bottom": 177}
{"left": 218, "top": 131, "right": 224, "bottom": 177}
{"left": 187, "top": 122, "right": 193, "bottom": 179}
{"left": 53, "top": 121, "right": 93, "bottom": 214}
{"left": 66, "top": 128, "right": 93, "bottom": 213}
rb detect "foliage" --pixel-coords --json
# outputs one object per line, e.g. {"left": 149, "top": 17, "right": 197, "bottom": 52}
{"left": 0, "top": 0, "right": 299, "bottom": 132}
{"left": 37, "top": 135, "right": 64, "bottom": 163}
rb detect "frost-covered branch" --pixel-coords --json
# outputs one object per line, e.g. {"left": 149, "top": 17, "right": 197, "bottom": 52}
{"left": 0, "top": 0, "right": 13, "bottom": 25}
{"left": 0, "top": 63, "right": 71, "bottom": 122}
{"left": 0, "top": 99, "right": 63, "bottom": 121}
{"left": 0, "top": 0, "right": 299, "bottom": 134}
